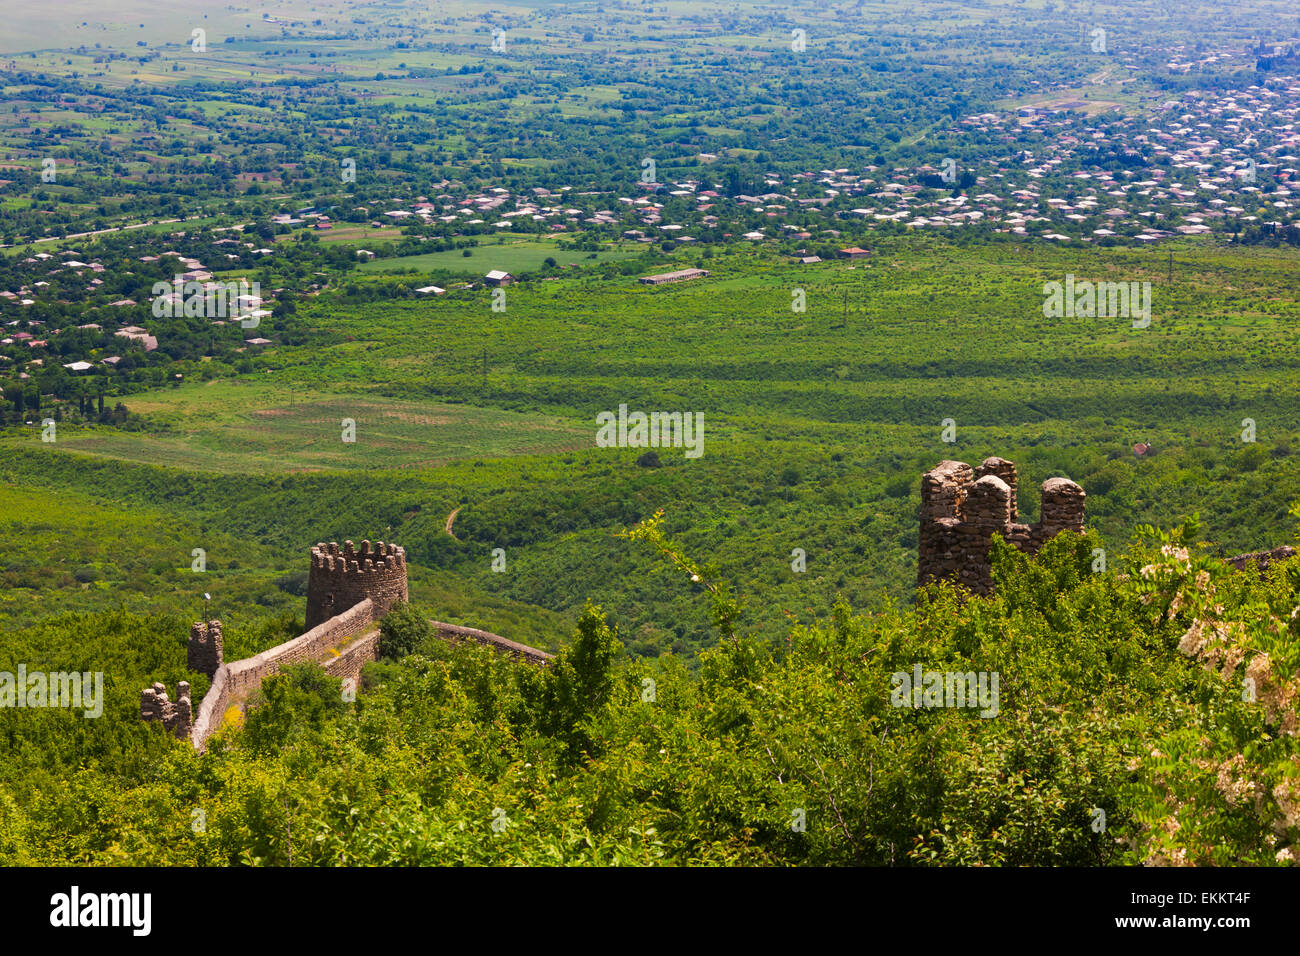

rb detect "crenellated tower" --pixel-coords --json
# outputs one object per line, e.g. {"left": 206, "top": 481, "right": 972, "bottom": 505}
{"left": 918, "top": 457, "right": 1085, "bottom": 594}
{"left": 188, "top": 620, "right": 223, "bottom": 677}
{"left": 305, "top": 539, "right": 409, "bottom": 630}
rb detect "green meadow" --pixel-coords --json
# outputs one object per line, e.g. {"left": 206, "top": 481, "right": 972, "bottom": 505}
{"left": 357, "top": 238, "right": 642, "bottom": 276}
{"left": 50, "top": 384, "right": 591, "bottom": 473}
{"left": 5, "top": 236, "right": 1300, "bottom": 656}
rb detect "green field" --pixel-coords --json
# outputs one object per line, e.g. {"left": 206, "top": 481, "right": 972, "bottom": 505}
{"left": 50, "top": 384, "right": 590, "bottom": 473}
{"left": 7, "top": 236, "right": 1300, "bottom": 658}
{"left": 357, "top": 238, "right": 644, "bottom": 276}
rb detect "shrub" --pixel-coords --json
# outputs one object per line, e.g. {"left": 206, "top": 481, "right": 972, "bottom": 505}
{"left": 379, "top": 602, "right": 432, "bottom": 661}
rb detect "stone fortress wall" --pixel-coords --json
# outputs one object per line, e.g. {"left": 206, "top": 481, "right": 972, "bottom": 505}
{"left": 918, "top": 456, "right": 1292, "bottom": 594}
{"left": 919, "top": 456, "right": 1086, "bottom": 595}
{"left": 431, "top": 621, "right": 554, "bottom": 666}
{"left": 187, "top": 620, "right": 222, "bottom": 677}
{"left": 145, "top": 493, "right": 1298, "bottom": 747}
{"left": 144, "top": 539, "right": 550, "bottom": 750}
{"left": 1226, "top": 545, "right": 1296, "bottom": 572}
{"left": 140, "top": 680, "right": 193, "bottom": 738}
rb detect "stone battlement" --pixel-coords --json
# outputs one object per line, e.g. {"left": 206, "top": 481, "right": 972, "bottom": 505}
{"left": 919, "top": 457, "right": 1085, "bottom": 594}
{"left": 1226, "top": 545, "right": 1296, "bottom": 572}
{"left": 140, "top": 681, "right": 193, "bottom": 739}
{"left": 431, "top": 620, "right": 555, "bottom": 666}
{"left": 306, "top": 539, "right": 409, "bottom": 630}
{"left": 188, "top": 620, "right": 223, "bottom": 677}
{"left": 146, "top": 537, "right": 554, "bottom": 751}
{"left": 310, "top": 539, "right": 407, "bottom": 573}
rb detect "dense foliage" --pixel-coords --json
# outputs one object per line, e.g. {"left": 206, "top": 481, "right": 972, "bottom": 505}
{"left": 2, "top": 525, "right": 1295, "bottom": 865}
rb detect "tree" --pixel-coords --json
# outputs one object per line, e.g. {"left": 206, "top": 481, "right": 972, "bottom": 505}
{"left": 242, "top": 663, "right": 349, "bottom": 753}
{"left": 536, "top": 603, "right": 622, "bottom": 761}
{"left": 378, "top": 602, "right": 432, "bottom": 661}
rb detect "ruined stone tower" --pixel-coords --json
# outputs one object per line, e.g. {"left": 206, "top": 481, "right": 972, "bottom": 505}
{"left": 919, "top": 457, "right": 1085, "bottom": 594}
{"left": 188, "top": 620, "right": 223, "bottom": 678}
{"left": 140, "top": 681, "right": 193, "bottom": 739}
{"left": 305, "top": 539, "right": 409, "bottom": 630}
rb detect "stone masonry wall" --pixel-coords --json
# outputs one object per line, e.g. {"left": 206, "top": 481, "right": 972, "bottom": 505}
{"left": 919, "top": 457, "right": 1086, "bottom": 595}
{"left": 223, "top": 598, "right": 379, "bottom": 705}
{"left": 188, "top": 599, "right": 377, "bottom": 751}
{"left": 163, "top": 538, "right": 554, "bottom": 751}
{"left": 188, "top": 620, "right": 223, "bottom": 678}
{"left": 322, "top": 631, "right": 383, "bottom": 687}
{"left": 141, "top": 681, "right": 193, "bottom": 739}
{"left": 1226, "top": 545, "right": 1297, "bottom": 572}
{"left": 305, "top": 539, "right": 408, "bottom": 630}
{"left": 190, "top": 666, "right": 229, "bottom": 750}
{"left": 430, "top": 621, "right": 555, "bottom": 665}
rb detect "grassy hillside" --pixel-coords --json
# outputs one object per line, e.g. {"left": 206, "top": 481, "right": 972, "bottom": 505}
{"left": 3, "top": 238, "right": 1299, "bottom": 655}
{"left": 2, "top": 529, "right": 1297, "bottom": 865}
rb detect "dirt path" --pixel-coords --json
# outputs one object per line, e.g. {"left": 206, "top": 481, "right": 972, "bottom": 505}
{"left": 445, "top": 506, "right": 461, "bottom": 540}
